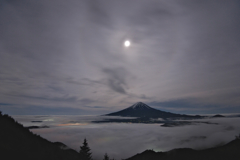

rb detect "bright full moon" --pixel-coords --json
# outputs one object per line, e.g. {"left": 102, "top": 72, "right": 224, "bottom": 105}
{"left": 124, "top": 40, "right": 131, "bottom": 47}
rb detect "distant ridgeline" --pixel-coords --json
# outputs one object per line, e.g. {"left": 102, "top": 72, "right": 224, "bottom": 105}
{"left": 0, "top": 111, "right": 79, "bottom": 160}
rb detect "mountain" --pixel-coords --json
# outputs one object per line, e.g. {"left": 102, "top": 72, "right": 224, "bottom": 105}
{"left": 212, "top": 114, "right": 225, "bottom": 118}
{"left": 106, "top": 102, "right": 202, "bottom": 119}
{"left": 0, "top": 111, "right": 79, "bottom": 160}
{"left": 126, "top": 138, "right": 240, "bottom": 160}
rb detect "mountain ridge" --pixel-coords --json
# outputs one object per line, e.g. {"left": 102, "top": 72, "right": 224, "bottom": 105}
{"left": 126, "top": 138, "right": 240, "bottom": 160}
{"left": 0, "top": 111, "right": 79, "bottom": 160}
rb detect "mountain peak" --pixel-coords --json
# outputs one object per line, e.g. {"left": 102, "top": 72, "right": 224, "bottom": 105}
{"left": 129, "top": 102, "right": 151, "bottom": 110}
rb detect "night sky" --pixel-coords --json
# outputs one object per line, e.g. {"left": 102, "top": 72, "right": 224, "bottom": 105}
{"left": 1, "top": 0, "right": 240, "bottom": 115}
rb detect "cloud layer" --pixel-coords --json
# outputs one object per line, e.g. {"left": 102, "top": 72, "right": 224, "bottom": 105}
{"left": 13, "top": 115, "right": 240, "bottom": 160}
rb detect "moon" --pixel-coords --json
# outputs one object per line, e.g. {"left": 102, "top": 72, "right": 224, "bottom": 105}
{"left": 124, "top": 40, "right": 131, "bottom": 47}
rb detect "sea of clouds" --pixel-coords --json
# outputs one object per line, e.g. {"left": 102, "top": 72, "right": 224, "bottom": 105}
{"left": 13, "top": 115, "right": 240, "bottom": 160}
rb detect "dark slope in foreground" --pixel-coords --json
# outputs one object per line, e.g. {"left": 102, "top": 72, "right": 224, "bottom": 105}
{"left": 106, "top": 102, "right": 202, "bottom": 119}
{"left": 0, "top": 112, "right": 79, "bottom": 160}
{"left": 126, "top": 138, "right": 240, "bottom": 160}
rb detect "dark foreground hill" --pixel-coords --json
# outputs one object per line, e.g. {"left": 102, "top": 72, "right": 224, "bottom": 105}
{"left": 126, "top": 138, "right": 240, "bottom": 160}
{"left": 0, "top": 111, "right": 79, "bottom": 160}
{"left": 106, "top": 102, "right": 202, "bottom": 119}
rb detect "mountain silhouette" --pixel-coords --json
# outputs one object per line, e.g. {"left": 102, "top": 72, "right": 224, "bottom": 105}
{"left": 106, "top": 102, "right": 201, "bottom": 119}
{"left": 0, "top": 111, "right": 79, "bottom": 160}
{"left": 126, "top": 138, "right": 240, "bottom": 160}
{"left": 212, "top": 114, "right": 225, "bottom": 118}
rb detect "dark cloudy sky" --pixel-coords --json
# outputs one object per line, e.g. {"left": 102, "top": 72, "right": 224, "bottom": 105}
{"left": 1, "top": 0, "right": 240, "bottom": 115}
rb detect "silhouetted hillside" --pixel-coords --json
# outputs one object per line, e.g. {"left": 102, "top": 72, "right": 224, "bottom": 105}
{"left": 126, "top": 138, "right": 240, "bottom": 160}
{"left": 0, "top": 111, "right": 79, "bottom": 160}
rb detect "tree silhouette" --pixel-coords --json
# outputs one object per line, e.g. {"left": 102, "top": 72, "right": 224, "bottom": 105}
{"left": 103, "top": 153, "right": 109, "bottom": 160}
{"left": 103, "top": 153, "right": 115, "bottom": 160}
{"left": 79, "top": 138, "right": 92, "bottom": 160}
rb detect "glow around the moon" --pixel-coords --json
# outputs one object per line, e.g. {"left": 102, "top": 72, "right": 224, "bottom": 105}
{"left": 124, "top": 40, "right": 131, "bottom": 47}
